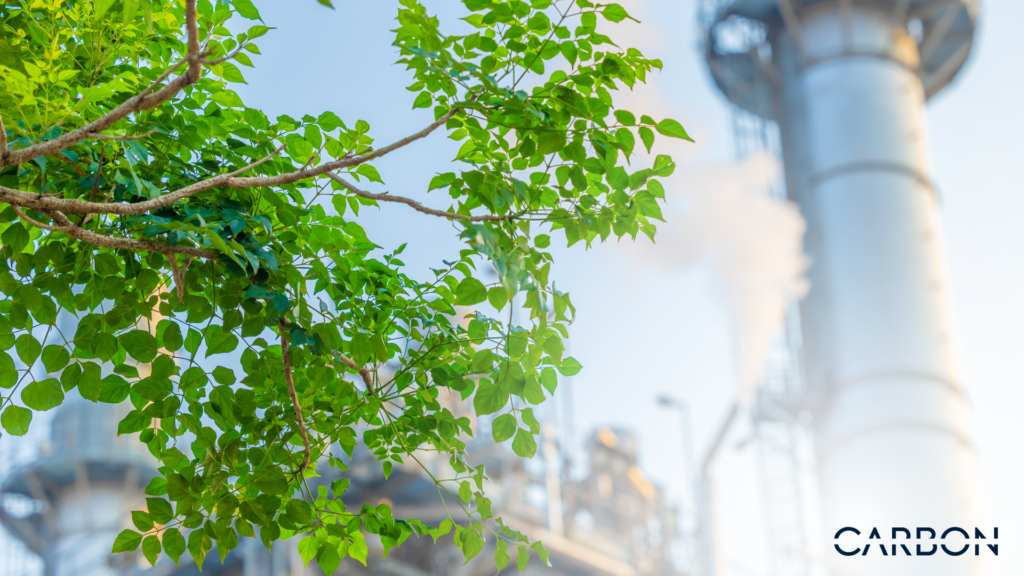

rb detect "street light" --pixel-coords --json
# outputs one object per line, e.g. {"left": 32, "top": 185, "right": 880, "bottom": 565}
{"left": 657, "top": 395, "right": 699, "bottom": 575}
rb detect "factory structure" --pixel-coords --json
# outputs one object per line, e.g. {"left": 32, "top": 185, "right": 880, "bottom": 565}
{"left": 699, "top": 1, "right": 981, "bottom": 576}
{"left": 0, "top": 0, "right": 983, "bottom": 575}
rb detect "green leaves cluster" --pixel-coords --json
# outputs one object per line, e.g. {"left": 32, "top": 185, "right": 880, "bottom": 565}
{"left": 0, "top": 0, "right": 689, "bottom": 572}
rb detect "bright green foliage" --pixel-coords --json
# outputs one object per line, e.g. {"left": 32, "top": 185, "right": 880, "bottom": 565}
{"left": 0, "top": 0, "right": 688, "bottom": 572}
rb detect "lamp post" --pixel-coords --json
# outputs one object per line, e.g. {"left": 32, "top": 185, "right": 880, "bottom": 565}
{"left": 657, "top": 395, "right": 699, "bottom": 576}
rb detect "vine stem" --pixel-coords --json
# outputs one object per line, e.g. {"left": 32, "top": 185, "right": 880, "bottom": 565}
{"left": 280, "top": 318, "right": 311, "bottom": 472}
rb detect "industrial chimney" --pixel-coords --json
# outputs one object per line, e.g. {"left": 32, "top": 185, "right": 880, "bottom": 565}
{"left": 700, "top": 1, "right": 980, "bottom": 575}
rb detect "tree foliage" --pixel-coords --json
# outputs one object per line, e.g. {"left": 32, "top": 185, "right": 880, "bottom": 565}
{"left": 0, "top": 0, "right": 689, "bottom": 571}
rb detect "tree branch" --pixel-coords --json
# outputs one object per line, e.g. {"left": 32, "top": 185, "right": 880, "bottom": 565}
{"left": 184, "top": 0, "right": 201, "bottom": 83}
{"left": 327, "top": 173, "right": 510, "bottom": 222}
{"left": 280, "top": 319, "right": 311, "bottom": 473}
{"left": 12, "top": 206, "right": 72, "bottom": 232}
{"left": 45, "top": 211, "right": 216, "bottom": 260}
{"left": 224, "top": 107, "right": 461, "bottom": 189}
{"left": 0, "top": 0, "right": 202, "bottom": 168}
{"left": 0, "top": 109, "right": 461, "bottom": 215}
{"left": 335, "top": 351, "right": 376, "bottom": 395}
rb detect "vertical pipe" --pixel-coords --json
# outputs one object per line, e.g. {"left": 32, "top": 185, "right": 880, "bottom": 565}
{"left": 699, "top": 402, "right": 739, "bottom": 576}
{"left": 773, "top": 4, "right": 981, "bottom": 575}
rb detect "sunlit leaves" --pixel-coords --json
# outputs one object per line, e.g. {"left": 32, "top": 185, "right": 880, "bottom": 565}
{"left": 21, "top": 379, "right": 63, "bottom": 411}
{"left": 1, "top": 405, "right": 31, "bottom": 435}
{"left": 111, "top": 529, "right": 143, "bottom": 553}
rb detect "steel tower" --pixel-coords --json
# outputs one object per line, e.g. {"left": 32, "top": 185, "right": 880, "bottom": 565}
{"left": 700, "top": 1, "right": 980, "bottom": 575}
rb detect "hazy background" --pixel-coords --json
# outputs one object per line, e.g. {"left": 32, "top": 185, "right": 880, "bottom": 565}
{"left": 234, "top": 1, "right": 1024, "bottom": 574}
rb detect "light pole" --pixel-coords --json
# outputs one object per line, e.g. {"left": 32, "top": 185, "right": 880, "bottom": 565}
{"left": 657, "top": 395, "right": 699, "bottom": 575}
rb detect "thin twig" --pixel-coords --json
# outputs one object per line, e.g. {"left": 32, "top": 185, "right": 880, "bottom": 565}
{"left": 226, "top": 142, "right": 286, "bottom": 177}
{"left": 13, "top": 206, "right": 72, "bottom": 232}
{"left": 198, "top": 45, "right": 246, "bottom": 65}
{"left": 280, "top": 319, "right": 311, "bottom": 473}
{"left": 334, "top": 351, "right": 376, "bottom": 395}
{"left": 327, "top": 173, "right": 511, "bottom": 222}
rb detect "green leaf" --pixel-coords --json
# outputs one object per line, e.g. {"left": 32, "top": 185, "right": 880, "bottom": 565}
{"left": 146, "top": 497, "right": 174, "bottom": 524}
{"left": 21, "top": 379, "right": 63, "bottom": 411}
{"left": 132, "top": 510, "right": 154, "bottom": 532}
{"left": 212, "top": 366, "right": 235, "bottom": 384}
{"left": 99, "top": 374, "right": 131, "bottom": 404}
{"left": 656, "top": 118, "right": 694, "bottom": 142}
{"left": 180, "top": 366, "right": 208, "bottom": 390}
{"left": 92, "top": 332, "right": 119, "bottom": 362}
{"left": 77, "top": 362, "right": 102, "bottom": 401}
{"left": 530, "top": 541, "right": 551, "bottom": 565}
{"left": 602, "top": 3, "right": 632, "bottom": 22}
{"left": 157, "top": 320, "right": 183, "bottom": 351}
{"left": 205, "top": 327, "right": 239, "bottom": 357}
{"left": 144, "top": 477, "right": 167, "bottom": 496}
{"left": 516, "top": 544, "right": 530, "bottom": 571}
{"left": 639, "top": 126, "right": 655, "bottom": 153}
{"left": 163, "top": 528, "right": 186, "bottom": 566}
{"left": 255, "top": 466, "right": 289, "bottom": 495}
{"left": 455, "top": 277, "right": 487, "bottom": 306}
{"left": 557, "top": 356, "right": 582, "bottom": 376}
{"left": 1, "top": 405, "right": 31, "bottom": 436}
{"left": 540, "top": 367, "right": 558, "bottom": 394}
{"left": 1, "top": 223, "right": 29, "bottom": 252}
{"left": 512, "top": 428, "right": 537, "bottom": 458}
{"left": 118, "top": 410, "right": 151, "bottom": 435}
{"left": 534, "top": 234, "right": 551, "bottom": 248}
{"left": 316, "top": 540, "right": 342, "bottom": 574}
{"left": 121, "top": 330, "right": 158, "bottom": 363}
{"left": 635, "top": 190, "right": 665, "bottom": 221}
{"left": 15, "top": 334, "right": 41, "bottom": 365}
{"left": 218, "top": 62, "right": 247, "bottom": 84}
{"left": 0, "top": 352, "right": 18, "bottom": 388}
{"left": 473, "top": 379, "right": 508, "bottom": 416}
{"left": 521, "top": 407, "right": 541, "bottom": 434}
{"left": 614, "top": 110, "right": 636, "bottom": 126}
{"left": 535, "top": 130, "right": 566, "bottom": 156}
{"left": 41, "top": 345, "right": 70, "bottom": 373}
{"left": 412, "top": 91, "right": 432, "bottom": 109}
{"left": 298, "top": 535, "right": 318, "bottom": 567}
{"left": 456, "top": 526, "right": 485, "bottom": 563}
{"left": 232, "top": 0, "right": 261, "bottom": 20}
{"left": 151, "top": 355, "right": 177, "bottom": 379}
{"left": 111, "top": 529, "right": 143, "bottom": 553}
{"left": 188, "top": 529, "right": 211, "bottom": 571}
{"left": 495, "top": 539, "right": 511, "bottom": 570}
{"left": 491, "top": 413, "right": 516, "bottom": 442}
{"left": 487, "top": 287, "right": 508, "bottom": 311}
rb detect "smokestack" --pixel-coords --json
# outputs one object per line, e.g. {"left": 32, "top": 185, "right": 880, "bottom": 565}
{"left": 701, "top": 0, "right": 980, "bottom": 574}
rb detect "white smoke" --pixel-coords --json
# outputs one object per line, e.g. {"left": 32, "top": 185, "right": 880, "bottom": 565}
{"left": 627, "top": 153, "right": 809, "bottom": 399}
{"left": 605, "top": 0, "right": 811, "bottom": 399}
